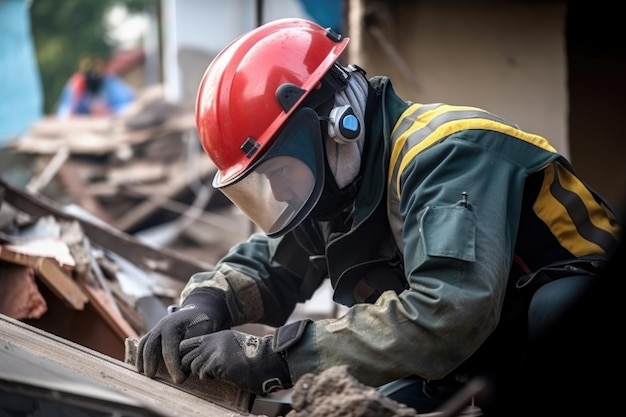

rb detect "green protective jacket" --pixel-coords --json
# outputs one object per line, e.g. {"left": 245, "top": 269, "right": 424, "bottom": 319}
{"left": 181, "top": 76, "right": 621, "bottom": 387}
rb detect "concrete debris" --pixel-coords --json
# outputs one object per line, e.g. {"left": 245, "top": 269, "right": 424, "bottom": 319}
{"left": 286, "top": 366, "right": 484, "bottom": 417}
{"left": 287, "top": 366, "right": 418, "bottom": 417}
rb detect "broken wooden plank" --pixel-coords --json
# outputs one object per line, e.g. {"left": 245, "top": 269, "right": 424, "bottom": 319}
{"left": 25, "top": 145, "right": 70, "bottom": 193}
{"left": 79, "top": 281, "right": 139, "bottom": 340}
{"left": 107, "top": 161, "right": 172, "bottom": 186}
{"left": 57, "top": 161, "right": 114, "bottom": 224}
{"left": 0, "top": 313, "right": 252, "bottom": 416}
{"left": 14, "top": 114, "right": 195, "bottom": 156}
{"left": 0, "top": 245, "right": 87, "bottom": 310}
{"left": 113, "top": 155, "right": 216, "bottom": 232}
{"left": 0, "top": 336, "right": 165, "bottom": 417}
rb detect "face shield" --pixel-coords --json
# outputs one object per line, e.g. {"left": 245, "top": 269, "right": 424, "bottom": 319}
{"left": 214, "top": 107, "right": 326, "bottom": 237}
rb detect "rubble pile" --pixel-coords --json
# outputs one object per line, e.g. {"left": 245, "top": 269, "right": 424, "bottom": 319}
{"left": 9, "top": 86, "right": 243, "bottom": 240}
{"left": 0, "top": 86, "right": 251, "bottom": 361}
{"left": 286, "top": 366, "right": 485, "bottom": 417}
{"left": 287, "top": 366, "right": 418, "bottom": 417}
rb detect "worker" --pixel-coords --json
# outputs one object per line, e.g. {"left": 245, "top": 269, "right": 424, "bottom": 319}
{"left": 56, "top": 56, "right": 135, "bottom": 118}
{"left": 136, "top": 18, "right": 621, "bottom": 415}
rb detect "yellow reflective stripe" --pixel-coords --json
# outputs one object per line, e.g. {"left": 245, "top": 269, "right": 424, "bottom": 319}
{"left": 534, "top": 164, "right": 601, "bottom": 255}
{"left": 393, "top": 116, "right": 556, "bottom": 198}
{"left": 388, "top": 103, "right": 441, "bottom": 189}
{"left": 533, "top": 164, "right": 616, "bottom": 256}
{"left": 388, "top": 104, "right": 421, "bottom": 188}
{"left": 555, "top": 163, "right": 621, "bottom": 241}
{"left": 389, "top": 104, "right": 490, "bottom": 187}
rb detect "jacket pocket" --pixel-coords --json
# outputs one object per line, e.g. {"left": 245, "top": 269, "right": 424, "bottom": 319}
{"left": 421, "top": 205, "right": 476, "bottom": 262}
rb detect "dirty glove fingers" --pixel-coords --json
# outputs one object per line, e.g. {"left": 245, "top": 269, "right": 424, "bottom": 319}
{"left": 136, "top": 322, "right": 187, "bottom": 382}
{"left": 136, "top": 314, "right": 187, "bottom": 382}
{"left": 135, "top": 287, "right": 232, "bottom": 383}
{"left": 137, "top": 331, "right": 165, "bottom": 377}
{"left": 159, "top": 306, "right": 229, "bottom": 382}
{"left": 159, "top": 321, "right": 190, "bottom": 384}
{"left": 179, "top": 336, "right": 206, "bottom": 373}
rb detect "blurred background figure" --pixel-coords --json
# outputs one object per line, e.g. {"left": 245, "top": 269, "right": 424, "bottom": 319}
{"left": 56, "top": 55, "right": 136, "bottom": 118}
{"left": 0, "top": 0, "right": 43, "bottom": 145}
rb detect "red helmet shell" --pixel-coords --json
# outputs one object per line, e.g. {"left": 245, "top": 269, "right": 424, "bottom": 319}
{"left": 195, "top": 18, "right": 349, "bottom": 186}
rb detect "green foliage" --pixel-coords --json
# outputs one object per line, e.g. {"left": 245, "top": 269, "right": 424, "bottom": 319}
{"left": 30, "top": 0, "right": 157, "bottom": 114}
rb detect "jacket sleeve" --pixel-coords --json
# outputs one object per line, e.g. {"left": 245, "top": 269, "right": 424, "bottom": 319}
{"left": 179, "top": 232, "right": 318, "bottom": 327}
{"left": 286, "top": 130, "right": 556, "bottom": 386}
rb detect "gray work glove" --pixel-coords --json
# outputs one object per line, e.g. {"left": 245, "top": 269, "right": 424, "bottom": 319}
{"left": 136, "top": 287, "right": 232, "bottom": 383}
{"left": 179, "top": 319, "right": 311, "bottom": 396}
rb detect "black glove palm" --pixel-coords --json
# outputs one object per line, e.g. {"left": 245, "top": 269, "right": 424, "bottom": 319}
{"left": 137, "top": 287, "right": 232, "bottom": 383}
{"left": 180, "top": 329, "right": 291, "bottom": 396}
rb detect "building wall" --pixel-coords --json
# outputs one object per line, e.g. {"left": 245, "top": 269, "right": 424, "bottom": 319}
{"left": 347, "top": 0, "right": 625, "bottom": 214}
{"left": 348, "top": 0, "right": 568, "bottom": 156}
{"left": 0, "top": 0, "right": 43, "bottom": 145}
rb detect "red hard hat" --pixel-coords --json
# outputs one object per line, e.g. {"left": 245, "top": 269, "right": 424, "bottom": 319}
{"left": 195, "top": 18, "right": 349, "bottom": 187}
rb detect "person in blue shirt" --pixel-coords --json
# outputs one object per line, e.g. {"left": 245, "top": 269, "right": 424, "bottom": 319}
{"left": 56, "top": 57, "right": 135, "bottom": 118}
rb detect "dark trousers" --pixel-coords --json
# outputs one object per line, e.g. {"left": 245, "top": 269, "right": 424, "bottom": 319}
{"left": 385, "top": 273, "right": 613, "bottom": 416}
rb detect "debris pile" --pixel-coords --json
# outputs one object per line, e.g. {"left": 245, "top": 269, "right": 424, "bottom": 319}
{"left": 0, "top": 85, "right": 251, "bottom": 361}
{"left": 287, "top": 366, "right": 418, "bottom": 417}
{"left": 286, "top": 366, "right": 485, "bottom": 417}
{"left": 8, "top": 85, "right": 245, "bottom": 242}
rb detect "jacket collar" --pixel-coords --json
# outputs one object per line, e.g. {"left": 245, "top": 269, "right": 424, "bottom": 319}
{"left": 353, "top": 76, "right": 411, "bottom": 225}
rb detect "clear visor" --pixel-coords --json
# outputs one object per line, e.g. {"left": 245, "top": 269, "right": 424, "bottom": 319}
{"left": 215, "top": 108, "right": 325, "bottom": 237}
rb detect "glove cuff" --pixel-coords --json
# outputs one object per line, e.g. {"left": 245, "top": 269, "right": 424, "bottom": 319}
{"left": 273, "top": 319, "right": 312, "bottom": 352}
{"left": 182, "top": 286, "right": 225, "bottom": 304}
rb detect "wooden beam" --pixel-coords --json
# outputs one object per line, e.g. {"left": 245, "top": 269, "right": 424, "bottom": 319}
{"left": 0, "top": 314, "right": 253, "bottom": 416}
{"left": 0, "top": 245, "right": 87, "bottom": 310}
